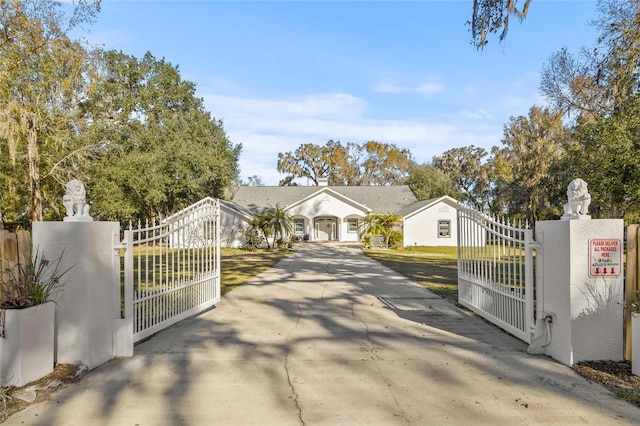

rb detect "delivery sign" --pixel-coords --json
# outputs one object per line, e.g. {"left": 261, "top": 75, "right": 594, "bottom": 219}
{"left": 589, "top": 239, "right": 622, "bottom": 277}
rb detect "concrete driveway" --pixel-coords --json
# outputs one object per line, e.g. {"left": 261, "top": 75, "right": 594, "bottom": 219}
{"left": 7, "top": 243, "right": 640, "bottom": 425}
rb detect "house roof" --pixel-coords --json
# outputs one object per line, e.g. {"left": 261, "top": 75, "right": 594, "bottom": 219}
{"left": 230, "top": 185, "right": 418, "bottom": 215}
{"left": 285, "top": 187, "right": 372, "bottom": 214}
{"left": 219, "top": 199, "right": 254, "bottom": 221}
{"left": 396, "top": 195, "right": 459, "bottom": 219}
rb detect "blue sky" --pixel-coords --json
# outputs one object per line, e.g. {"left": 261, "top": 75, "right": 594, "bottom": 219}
{"left": 88, "top": 0, "right": 599, "bottom": 185}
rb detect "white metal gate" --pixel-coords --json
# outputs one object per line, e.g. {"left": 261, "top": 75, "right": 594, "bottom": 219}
{"left": 457, "top": 204, "right": 537, "bottom": 343}
{"left": 120, "top": 197, "right": 221, "bottom": 343}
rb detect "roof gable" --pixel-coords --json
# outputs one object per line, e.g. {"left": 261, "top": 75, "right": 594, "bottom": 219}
{"left": 219, "top": 199, "right": 254, "bottom": 221}
{"left": 398, "top": 195, "right": 459, "bottom": 220}
{"left": 286, "top": 187, "right": 371, "bottom": 213}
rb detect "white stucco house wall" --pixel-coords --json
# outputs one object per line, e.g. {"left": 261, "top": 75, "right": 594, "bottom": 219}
{"left": 398, "top": 195, "right": 459, "bottom": 247}
{"left": 219, "top": 180, "right": 462, "bottom": 248}
{"left": 219, "top": 200, "right": 254, "bottom": 248}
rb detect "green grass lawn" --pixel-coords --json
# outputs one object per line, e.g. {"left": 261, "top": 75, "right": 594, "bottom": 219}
{"left": 363, "top": 246, "right": 459, "bottom": 303}
{"left": 219, "top": 245, "right": 459, "bottom": 302}
{"left": 120, "top": 247, "right": 292, "bottom": 297}
{"left": 129, "top": 245, "right": 458, "bottom": 300}
{"left": 220, "top": 248, "right": 293, "bottom": 294}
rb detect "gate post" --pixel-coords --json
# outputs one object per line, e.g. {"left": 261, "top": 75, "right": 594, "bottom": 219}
{"left": 32, "top": 220, "right": 122, "bottom": 369}
{"left": 530, "top": 179, "right": 624, "bottom": 366}
{"left": 113, "top": 229, "right": 133, "bottom": 357}
{"left": 32, "top": 179, "right": 132, "bottom": 369}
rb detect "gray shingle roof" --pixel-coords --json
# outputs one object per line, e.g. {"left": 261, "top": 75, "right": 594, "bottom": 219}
{"left": 230, "top": 185, "right": 418, "bottom": 215}
{"left": 396, "top": 197, "right": 439, "bottom": 218}
{"left": 219, "top": 199, "right": 254, "bottom": 220}
{"left": 395, "top": 195, "right": 458, "bottom": 218}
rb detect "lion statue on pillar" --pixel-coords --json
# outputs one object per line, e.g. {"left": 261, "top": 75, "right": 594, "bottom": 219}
{"left": 563, "top": 178, "right": 591, "bottom": 217}
{"left": 63, "top": 179, "right": 92, "bottom": 221}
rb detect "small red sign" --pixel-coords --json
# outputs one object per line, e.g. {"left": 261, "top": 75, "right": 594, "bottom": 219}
{"left": 589, "top": 239, "right": 622, "bottom": 277}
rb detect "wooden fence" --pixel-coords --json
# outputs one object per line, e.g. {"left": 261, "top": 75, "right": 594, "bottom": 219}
{"left": 626, "top": 225, "right": 640, "bottom": 360}
{"left": 0, "top": 229, "right": 31, "bottom": 282}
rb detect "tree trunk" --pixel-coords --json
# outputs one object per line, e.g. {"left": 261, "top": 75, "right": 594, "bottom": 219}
{"left": 26, "top": 114, "right": 42, "bottom": 222}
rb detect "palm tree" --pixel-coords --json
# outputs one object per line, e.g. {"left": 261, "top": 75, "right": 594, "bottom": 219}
{"left": 359, "top": 214, "right": 385, "bottom": 248}
{"left": 250, "top": 214, "right": 273, "bottom": 249}
{"left": 263, "top": 204, "right": 293, "bottom": 248}
{"left": 376, "top": 213, "right": 403, "bottom": 248}
{"left": 359, "top": 213, "right": 402, "bottom": 248}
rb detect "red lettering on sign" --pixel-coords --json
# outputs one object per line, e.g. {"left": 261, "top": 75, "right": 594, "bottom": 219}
{"left": 590, "top": 239, "right": 622, "bottom": 277}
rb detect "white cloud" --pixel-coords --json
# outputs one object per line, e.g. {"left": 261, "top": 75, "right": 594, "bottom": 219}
{"left": 202, "top": 91, "right": 503, "bottom": 185}
{"left": 416, "top": 81, "right": 444, "bottom": 96}
{"left": 373, "top": 78, "right": 443, "bottom": 97}
{"left": 210, "top": 93, "right": 366, "bottom": 122}
{"left": 460, "top": 109, "right": 495, "bottom": 120}
{"left": 373, "top": 82, "right": 406, "bottom": 94}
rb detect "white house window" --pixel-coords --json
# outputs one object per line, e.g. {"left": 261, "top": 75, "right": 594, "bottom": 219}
{"left": 438, "top": 220, "right": 451, "bottom": 238}
{"left": 293, "top": 219, "right": 304, "bottom": 234}
{"left": 347, "top": 219, "right": 358, "bottom": 233}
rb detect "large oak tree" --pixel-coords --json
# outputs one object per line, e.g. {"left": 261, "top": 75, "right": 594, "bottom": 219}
{"left": 433, "top": 146, "right": 490, "bottom": 211}
{"left": 277, "top": 140, "right": 413, "bottom": 186}
{"left": 540, "top": 0, "right": 640, "bottom": 220}
{"left": 80, "top": 51, "right": 241, "bottom": 223}
{"left": 470, "top": 0, "right": 531, "bottom": 48}
{"left": 0, "top": 0, "right": 100, "bottom": 223}
{"left": 490, "top": 106, "right": 566, "bottom": 222}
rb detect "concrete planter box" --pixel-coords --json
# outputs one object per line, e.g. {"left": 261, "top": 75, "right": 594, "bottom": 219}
{"left": 0, "top": 302, "right": 55, "bottom": 387}
{"left": 633, "top": 314, "right": 640, "bottom": 376}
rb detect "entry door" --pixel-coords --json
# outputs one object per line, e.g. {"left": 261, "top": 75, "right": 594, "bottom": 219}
{"left": 314, "top": 218, "right": 336, "bottom": 241}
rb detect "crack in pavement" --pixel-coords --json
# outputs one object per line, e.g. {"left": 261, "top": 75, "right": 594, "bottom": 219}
{"left": 284, "top": 297, "right": 305, "bottom": 425}
{"left": 349, "top": 298, "right": 413, "bottom": 426}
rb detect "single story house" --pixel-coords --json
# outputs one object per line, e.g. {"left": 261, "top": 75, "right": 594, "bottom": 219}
{"left": 220, "top": 179, "right": 460, "bottom": 248}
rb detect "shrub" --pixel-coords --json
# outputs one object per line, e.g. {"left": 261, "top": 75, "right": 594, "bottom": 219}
{"left": 0, "top": 249, "right": 72, "bottom": 309}
{"left": 388, "top": 230, "right": 403, "bottom": 249}
{"left": 241, "top": 227, "right": 263, "bottom": 252}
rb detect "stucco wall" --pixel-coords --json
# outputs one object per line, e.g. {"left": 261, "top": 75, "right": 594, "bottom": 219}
{"left": 288, "top": 193, "right": 366, "bottom": 242}
{"left": 403, "top": 201, "right": 458, "bottom": 247}
{"left": 32, "top": 221, "right": 120, "bottom": 370}
{"left": 220, "top": 209, "right": 248, "bottom": 248}
{"left": 534, "top": 219, "right": 624, "bottom": 365}
{"left": 287, "top": 192, "right": 367, "bottom": 219}
{"left": 340, "top": 216, "right": 361, "bottom": 242}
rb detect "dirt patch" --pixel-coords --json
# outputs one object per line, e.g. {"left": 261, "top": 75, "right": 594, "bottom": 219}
{"left": 1, "top": 363, "right": 84, "bottom": 422}
{"left": 574, "top": 360, "right": 640, "bottom": 407}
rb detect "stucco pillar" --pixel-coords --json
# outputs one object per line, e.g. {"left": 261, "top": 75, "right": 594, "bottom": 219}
{"left": 531, "top": 218, "right": 624, "bottom": 365}
{"left": 32, "top": 221, "right": 121, "bottom": 369}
